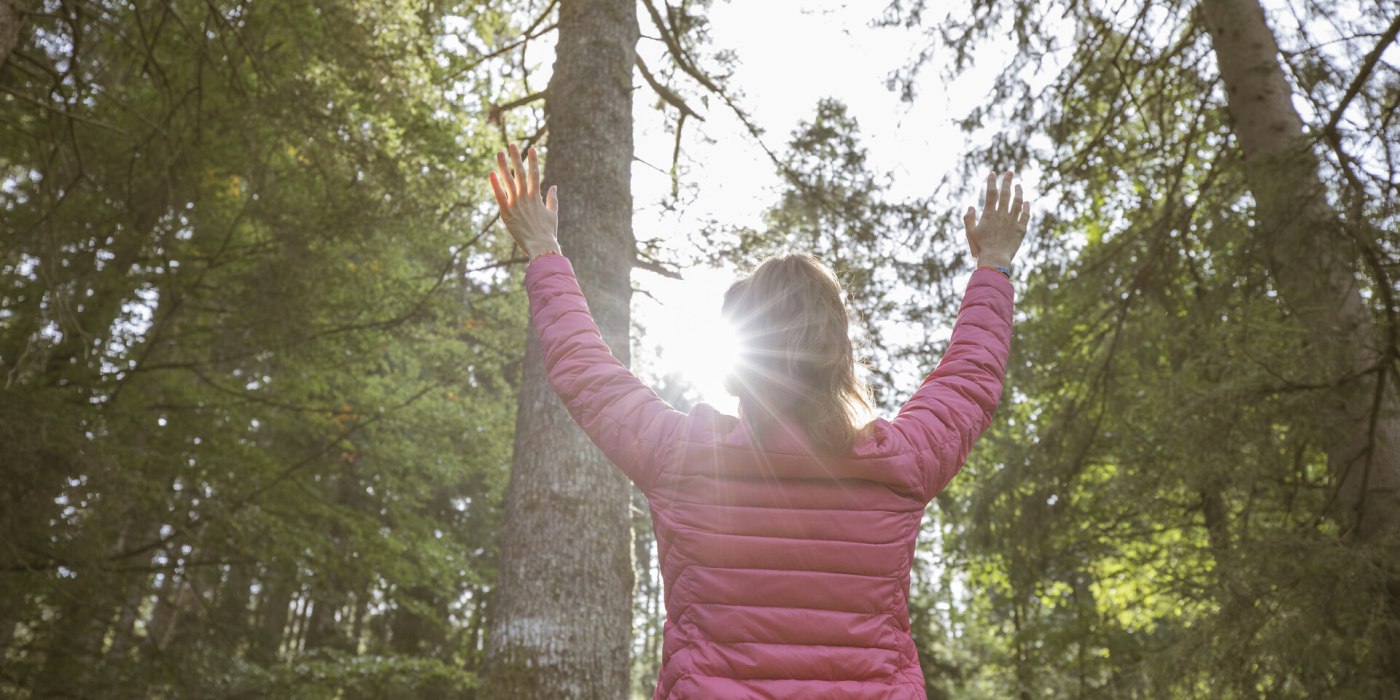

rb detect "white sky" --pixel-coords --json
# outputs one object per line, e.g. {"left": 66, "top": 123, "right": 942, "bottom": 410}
{"left": 627, "top": 1, "right": 1014, "bottom": 412}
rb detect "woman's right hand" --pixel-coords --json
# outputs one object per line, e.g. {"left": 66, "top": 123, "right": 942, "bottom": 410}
{"left": 962, "top": 170, "right": 1030, "bottom": 269}
{"left": 490, "top": 143, "right": 562, "bottom": 260}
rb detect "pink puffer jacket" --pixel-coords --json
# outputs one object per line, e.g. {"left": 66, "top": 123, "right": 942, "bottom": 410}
{"left": 526, "top": 254, "right": 1014, "bottom": 699}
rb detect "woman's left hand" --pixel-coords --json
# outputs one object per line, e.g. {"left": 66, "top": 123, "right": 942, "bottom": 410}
{"left": 489, "top": 142, "right": 561, "bottom": 259}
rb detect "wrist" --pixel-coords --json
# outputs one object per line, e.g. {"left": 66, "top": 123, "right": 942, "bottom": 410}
{"left": 528, "top": 241, "right": 562, "bottom": 260}
{"left": 976, "top": 256, "right": 1013, "bottom": 269}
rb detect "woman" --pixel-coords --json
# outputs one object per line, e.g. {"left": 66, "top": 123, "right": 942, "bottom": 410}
{"left": 489, "top": 143, "right": 1027, "bottom": 699}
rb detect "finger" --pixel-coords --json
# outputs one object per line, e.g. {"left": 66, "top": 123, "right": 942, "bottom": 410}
{"left": 496, "top": 151, "right": 517, "bottom": 200}
{"left": 489, "top": 172, "right": 510, "bottom": 212}
{"left": 528, "top": 147, "right": 542, "bottom": 198}
{"left": 1019, "top": 200, "right": 1031, "bottom": 227}
{"left": 998, "top": 171, "right": 1013, "bottom": 213}
{"left": 983, "top": 171, "right": 997, "bottom": 213}
{"left": 1011, "top": 183, "right": 1023, "bottom": 220}
{"left": 545, "top": 185, "right": 558, "bottom": 212}
{"left": 509, "top": 143, "right": 528, "bottom": 198}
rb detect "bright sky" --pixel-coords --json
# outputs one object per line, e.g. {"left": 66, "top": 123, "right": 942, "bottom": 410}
{"left": 628, "top": 1, "right": 1013, "bottom": 413}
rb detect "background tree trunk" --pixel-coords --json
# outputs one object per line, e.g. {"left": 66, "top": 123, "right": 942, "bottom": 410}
{"left": 254, "top": 575, "right": 293, "bottom": 663}
{"left": 0, "top": 0, "right": 39, "bottom": 68}
{"left": 481, "top": 0, "right": 639, "bottom": 697}
{"left": 1201, "top": 0, "right": 1400, "bottom": 543}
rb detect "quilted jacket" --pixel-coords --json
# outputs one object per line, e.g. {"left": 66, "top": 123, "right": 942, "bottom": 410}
{"left": 525, "top": 253, "right": 1015, "bottom": 699}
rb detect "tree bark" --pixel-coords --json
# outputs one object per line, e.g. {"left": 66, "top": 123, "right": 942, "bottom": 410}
{"left": 0, "top": 0, "right": 39, "bottom": 69}
{"left": 481, "top": 0, "right": 639, "bottom": 697}
{"left": 1200, "top": 0, "right": 1400, "bottom": 543}
{"left": 254, "top": 574, "right": 293, "bottom": 662}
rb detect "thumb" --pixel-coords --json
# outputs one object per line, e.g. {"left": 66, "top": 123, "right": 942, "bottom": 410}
{"left": 545, "top": 185, "right": 558, "bottom": 212}
{"left": 963, "top": 206, "right": 980, "bottom": 256}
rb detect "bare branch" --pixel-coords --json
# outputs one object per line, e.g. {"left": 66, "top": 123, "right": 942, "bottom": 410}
{"left": 638, "top": 0, "right": 782, "bottom": 168}
{"left": 670, "top": 111, "right": 688, "bottom": 198}
{"left": 635, "top": 54, "right": 704, "bottom": 122}
{"left": 489, "top": 90, "right": 548, "bottom": 127}
{"left": 451, "top": 0, "right": 560, "bottom": 80}
{"left": 1323, "top": 11, "right": 1400, "bottom": 137}
{"left": 634, "top": 252, "right": 682, "bottom": 280}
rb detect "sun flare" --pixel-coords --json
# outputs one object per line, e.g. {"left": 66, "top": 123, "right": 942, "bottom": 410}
{"left": 668, "top": 314, "right": 740, "bottom": 398}
{"left": 641, "top": 267, "right": 742, "bottom": 412}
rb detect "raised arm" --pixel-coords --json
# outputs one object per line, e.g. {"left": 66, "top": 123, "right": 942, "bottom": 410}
{"left": 525, "top": 254, "right": 688, "bottom": 490}
{"left": 491, "top": 143, "right": 687, "bottom": 491}
{"left": 892, "top": 170, "right": 1029, "bottom": 499}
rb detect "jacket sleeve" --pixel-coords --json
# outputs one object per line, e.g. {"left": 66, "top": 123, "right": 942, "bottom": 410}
{"left": 891, "top": 267, "right": 1015, "bottom": 500}
{"left": 525, "top": 253, "right": 689, "bottom": 492}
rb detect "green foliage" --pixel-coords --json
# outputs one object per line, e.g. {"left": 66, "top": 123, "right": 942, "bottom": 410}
{"left": 0, "top": 1, "right": 538, "bottom": 696}
{"left": 876, "top": 1, "right": 1400, "bottom": 697}
{"left": 6, "top": 1, "right": 1396, "bottom": 697}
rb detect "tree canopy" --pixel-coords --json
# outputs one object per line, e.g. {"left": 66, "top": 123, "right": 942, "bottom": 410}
{"left": 2, "top": 2, "right": 528, "bottom": 695}
{"left": 2, "top": 1, "right": 1397, "bottom": 698}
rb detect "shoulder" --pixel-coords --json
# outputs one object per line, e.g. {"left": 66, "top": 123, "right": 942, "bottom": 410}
{"left": 849, "top": 417, "right": 906, "bottom": 459}
{"left": 680, "top": 402, "right": 741, "bottom": 445}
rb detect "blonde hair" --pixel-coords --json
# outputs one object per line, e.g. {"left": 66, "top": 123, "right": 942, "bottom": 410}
{"left": 721, "top": 252, "right": 873, "bottom": 455}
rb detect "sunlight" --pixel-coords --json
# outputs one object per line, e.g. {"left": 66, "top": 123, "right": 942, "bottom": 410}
{"left": 638, "top": 266, "right": 741, "bottom": 413}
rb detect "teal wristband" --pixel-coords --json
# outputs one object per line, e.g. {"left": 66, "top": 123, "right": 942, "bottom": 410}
{"left": 980, "top": 265, "right": 1012, "bottom": 279}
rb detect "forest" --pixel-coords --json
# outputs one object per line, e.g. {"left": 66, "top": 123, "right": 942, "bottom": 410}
{"left": 1, "top": 0, "right": 1397, "bottom": 698}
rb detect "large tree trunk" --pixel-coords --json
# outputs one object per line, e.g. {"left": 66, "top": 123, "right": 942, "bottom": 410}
{"left": 0, "top": 0, "right": 39, "bottom": 68}
{"left": 1200, "top": 0, "right": 1400, "bottom": 543}
{"left": 481, "top": 0, "right": 639, "bottom": 697}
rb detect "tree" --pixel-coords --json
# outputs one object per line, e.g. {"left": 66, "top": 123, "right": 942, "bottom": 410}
{"left": 0, "top": 1, "right": 536, "bottom": 696}
{"left": 1199, "top": 0, "right": 1399, "bottom": 543}
{"left": 481, "top": 0, "right": 641, "bottom": 696}
{"left": 877, "top": 0, "right": 1400, "bottom": 695}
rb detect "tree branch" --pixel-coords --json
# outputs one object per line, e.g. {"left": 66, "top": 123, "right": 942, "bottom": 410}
{"left": 670, "top": 110, "right": 688, "bottom": 198}
{"left": 488, "top": 90, "right": 548, "bottom": 127}
{"left": 635, "top": 54, "right": 703, "bottom": 121}
{"left": 108, "top": 381, "right": 439, "bottom": 563}
{"left": 634, "top": 253, "right": 683, "bottom": 279}
{"left": 452, "top": 2, "right": 559, "bottom": 80}
{"left": 1323, "top": 11, "right": 1400, "bottom": 137}
{"left": 638, "top": 0, "right": 782, "bottom": 168}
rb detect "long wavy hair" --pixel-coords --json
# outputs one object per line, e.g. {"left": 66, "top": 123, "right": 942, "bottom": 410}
{"left": 721, "top": 252, "right": 874, "bottom": 455}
